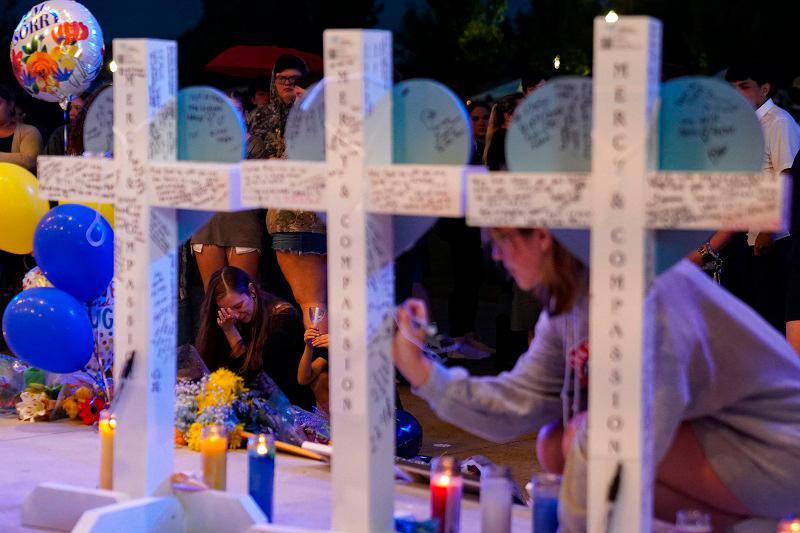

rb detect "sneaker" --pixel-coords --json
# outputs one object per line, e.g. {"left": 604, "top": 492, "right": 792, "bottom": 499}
{"left": 461, "top": 332, "right": 496, "bottom": 355}
{"left": 448, "top": 334, "right": 494, "bottom": 360}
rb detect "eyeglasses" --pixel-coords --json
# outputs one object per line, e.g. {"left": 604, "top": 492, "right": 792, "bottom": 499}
{"left": 275, "top": 75, "right": 302, "bottom": 86}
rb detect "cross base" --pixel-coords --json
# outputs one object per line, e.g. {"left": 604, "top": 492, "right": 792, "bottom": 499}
{"left": 244, "top": 525, "right": 328, "bottom": 533}
{"left": 22, "top": 482, "right": 266, "bottom": 532}
{"left": 22, "top": 483, "right": 129, "bottom": 531}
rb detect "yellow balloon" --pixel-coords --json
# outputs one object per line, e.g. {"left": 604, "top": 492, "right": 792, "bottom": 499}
{"left": 58, "top": 201, "right": 115, "bottom": 227}
{"left": 0, "top": 163, "right": 50, "bottom": 254}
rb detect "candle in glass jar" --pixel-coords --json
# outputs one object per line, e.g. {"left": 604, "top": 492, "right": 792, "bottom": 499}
{"left": 778, "top": 518, "right": 800, "bottom": 533}
{"left": 430, "top": 457, "right": 462, "bottom": 533}
{"left": 201, "top": 425, "right": 228, "bottom": 490}
{"left": 98, "top": 410, "right": 116, "bottom": 490}
{"left": 248, "top": 433, "right": 276, "bottom": 521}
{"left": 480, "top": 465, "right": 512, "bottom": 533}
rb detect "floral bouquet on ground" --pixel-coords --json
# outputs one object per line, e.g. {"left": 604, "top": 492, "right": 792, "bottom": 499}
{"left": 175, "top": 368, "right": 330, "bottom": 450}
{"left": 9, "top": 354, "right": 112, "bottom": 425}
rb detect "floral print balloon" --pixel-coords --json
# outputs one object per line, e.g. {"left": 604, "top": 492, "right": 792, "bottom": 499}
{"left": 10, "top": 1, "right": 104, "bottom": 106}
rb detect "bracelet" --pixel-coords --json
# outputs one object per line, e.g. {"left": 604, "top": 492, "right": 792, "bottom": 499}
{"left": 697, "top": 241, "right": 713, "bottom": 257}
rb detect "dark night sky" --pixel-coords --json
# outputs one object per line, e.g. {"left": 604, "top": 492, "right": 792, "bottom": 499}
{"left": 5, "top": 0, "right": 204, "bottom": 40}
{"left": 4, "top": 0, "right": 531, "bottom": 40}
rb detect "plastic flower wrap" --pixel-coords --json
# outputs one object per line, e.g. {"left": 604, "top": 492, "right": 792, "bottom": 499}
{"left": 175, "top": 367, "right": 330, "bottom": 451}
{"left": 0, "top": 354, "right": 27, "bottom": 411}
{"left": 16, "top": 391, "right": 49, "bottom": 422}
{"left": 196, "top": 368, "right": 244, "bottom": 410}
{"left": 175, "top": 379, "right": 201, "bottom": 434}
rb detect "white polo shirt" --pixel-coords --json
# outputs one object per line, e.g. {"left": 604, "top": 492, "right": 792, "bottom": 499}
{"left": 748, "top": 98, "right": 800, "bottom": 244}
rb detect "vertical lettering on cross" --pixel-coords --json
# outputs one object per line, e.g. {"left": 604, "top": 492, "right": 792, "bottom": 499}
{"left": 325, "top": 30, "right": 395, "bottom": 533}
{"left": 111, "top": 39, "right": 178, "bottom": 498}
{"left": 588, "top": 17, "right": 661, "bottom": 533}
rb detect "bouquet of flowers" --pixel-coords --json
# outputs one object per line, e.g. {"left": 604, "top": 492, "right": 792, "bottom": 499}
{"left": 11, "top": 358, "right": 111, "bottom": 425}
{"left": 175, "top": 368, "right": 330, "bottom": 450}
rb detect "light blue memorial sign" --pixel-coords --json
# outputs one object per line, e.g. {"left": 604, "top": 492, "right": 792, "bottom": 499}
{"left": 82, "top": 85, "right": 114, "bottom": 155}
{"left": 177, "top": 86, "right": 246, "bottom": 163}
{"left": 80, "top": 85, "right": 248, "bottom": 243}
{"left": 177, "top": 86, "right": 247, "bottom": 242}
{"left": 507, "top": 76, "right": 593, "bottom": 173}
{"left": 659, "top": 76, "right": 763, "bottom": 172}
{"left": 286, "top": 78, "right": 473, "bottom": 256}
{"left": 504, "top": 77, "right": 593, "bottom": 265}
{"left": 503, "top": 75, "right": 764, "bottom": 272}
{"left": 655, "top": 76, "right": 764, "bottom": 271}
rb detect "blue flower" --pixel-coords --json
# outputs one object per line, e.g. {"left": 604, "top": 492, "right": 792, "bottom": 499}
{"left": 54, "top": 66, "right": 73, "bottom": 82}
{"left": 20, "top": 69, "right": 36, "bottom": 88}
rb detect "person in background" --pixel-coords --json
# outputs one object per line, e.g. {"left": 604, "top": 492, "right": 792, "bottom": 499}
{"left": 43, "top": 93, "right": 88, "bottom": 156}
{"left": 393, "top": 227, "right": 800, "bottom": 530}
{"left": 484, "top": 92, "right": 523, "bottom": 171}
{"left": 0, "top": 84, "right": 42, "bottom": 353}
{"left": 690, "top": 63, "right": 800, "bottom": 336}
{"left": 251, "top": 54, "right": 328, "bottom": 333}
{"left": 298, "top": 324, "right": 330, "bottom": 416}
{"left": 246, "top": 81, "right": 270, "bottom": 126}
{"left": 190, "top": 88, "right": 264, "bottom": 290}
{"left": 0, "top": 84, "right": 41, "bottom": 172}
{"left": 425, "top": 99, "right": 494, "bottom": 361}
{"left": 467, "top": 100, "right": 490, "bottom": 166}
{"left": 195, "top": 266, "right": 314, "bottom": 409}
{"left": 786, "top": 151, "right": 800, "bottom": 354}
{"left": 521, "top": 68, "right": 550, "bottom": 96}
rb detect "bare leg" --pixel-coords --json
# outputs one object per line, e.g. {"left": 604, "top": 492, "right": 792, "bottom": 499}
{"left": 535, "top": 420, "right": 566, "bottom": 474}
{"left": 276, "top": 251, "right": 328, "bottom": 331}
{"left": 787, "top": 320, "right": 800, "bottom": 355}
{"left": 656, "top": 423, "right": 749, "bottom": 525}
{"left": 655, "top": 482, "right": 744, "bottom": 530}
{"left": 227, "top": 248, "right": 260, "bottom": 282}
{"left": 194, "top": 244, "right": 227, "bottom": 291}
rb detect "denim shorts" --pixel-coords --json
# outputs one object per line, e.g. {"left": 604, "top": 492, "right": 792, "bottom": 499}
{"left": 271, "top": 232, "right": 327, "bottom": 255}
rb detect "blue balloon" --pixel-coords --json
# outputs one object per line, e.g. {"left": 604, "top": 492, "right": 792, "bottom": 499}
{"left": 33, "top": 204, "right": 114, "bottom": 302}
{"left": 395, "top": 409, "right": 423, "bottom": 459}
{"left": 2, "top": 287, "right": 94, "bottom": 373}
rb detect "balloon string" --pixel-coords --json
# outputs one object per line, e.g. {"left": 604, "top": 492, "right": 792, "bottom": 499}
{"left": 62, "top": 105, "right": 69, "bottom": 155}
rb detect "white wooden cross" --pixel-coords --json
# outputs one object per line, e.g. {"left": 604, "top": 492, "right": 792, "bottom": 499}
{"left": 467, "top": 16, "right": 787, "bottom": 533}
{"left": 240, "top": 30, "right": 482, "bottom": 533}
{"left": 24, "top": 39, "right": 264, "bottom": 532}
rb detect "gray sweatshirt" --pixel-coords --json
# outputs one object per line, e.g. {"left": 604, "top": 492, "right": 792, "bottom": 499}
{"left": 416, "top": 260, "right": 800, "bottom": 519}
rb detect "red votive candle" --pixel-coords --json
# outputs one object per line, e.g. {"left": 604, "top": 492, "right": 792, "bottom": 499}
{"left": 430, "top": 456, "right": 462, "bottom": 533}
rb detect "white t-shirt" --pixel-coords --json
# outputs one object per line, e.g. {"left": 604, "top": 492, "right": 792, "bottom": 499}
{"left": 748, "top": 98, "right": 800, "bottom": 244}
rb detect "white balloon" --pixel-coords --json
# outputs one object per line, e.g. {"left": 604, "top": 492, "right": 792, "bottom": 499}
{"left": 10, "top": 1, "right": 104, "bottom": 105}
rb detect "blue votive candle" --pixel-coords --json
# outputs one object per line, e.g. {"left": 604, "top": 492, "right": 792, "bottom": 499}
{"left": 248, "top": 433, "right": 276, "bottom": 522}
{"left": 532, "top": 473, "right": 560, "bottom": 533}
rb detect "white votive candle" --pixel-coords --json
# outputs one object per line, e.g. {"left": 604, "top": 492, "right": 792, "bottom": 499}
{"left": 480, "top": 465, "right": 512, "bottom": 533}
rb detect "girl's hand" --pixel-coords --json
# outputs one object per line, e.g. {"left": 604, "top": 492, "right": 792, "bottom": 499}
{"left": 217, "top": 307, "right": 237, "bottom": 332}
{"left": 392, "top": 299, "right": 432, "bottom": 388}
{"left": 304, "top": 328, "right": 320, "bottom": 345}
{"left": 311, "top": 333, "right": 329, "bottom": 348}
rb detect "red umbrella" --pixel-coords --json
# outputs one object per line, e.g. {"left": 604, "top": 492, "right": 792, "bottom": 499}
{"left": 205, "top": 45, "right": 324, "bottom": 79}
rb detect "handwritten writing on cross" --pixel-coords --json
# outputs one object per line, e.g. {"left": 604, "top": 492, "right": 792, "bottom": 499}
{"left": 36, "top": 39, "right": 244, "bottom": 499}
{"left": 240, "top": 30, "right": 481, "bottom": 533}
{"left": 467, "top": 16, "right": 786, "bottom": 533}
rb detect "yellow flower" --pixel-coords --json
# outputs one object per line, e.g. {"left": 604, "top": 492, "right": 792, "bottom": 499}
{"left": 186, "top": 422, "right": 203, "bottom": 451}
{"left": 228, "top": 424, "right": 245, "bottom": 449}
{"left": 74, "top": 387, "right": 92, "bottom": 402}
{"left": 196, "top": 369, "right": 246, "bottom": 411}
{"left": 62, "top": 396, "right": 80, "bottom": 419}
